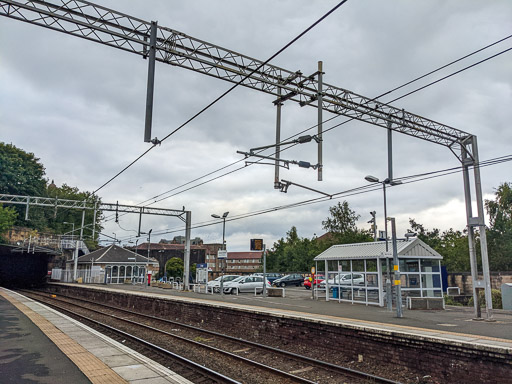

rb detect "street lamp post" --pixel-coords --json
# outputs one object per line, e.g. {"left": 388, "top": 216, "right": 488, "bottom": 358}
{"left": 365, "top": 175, "right": 402, "bottom": 311}
{"left": 140, "top": 230, "right": 153, "bottom": 285}
{"left": 388, "top": 217, "right": 403, "bottom": 318}
{"left": 147, "top": 229, "right": 152, "bottom": 285}
{"left": 212, "top": 211, "right": 229, "bottom": 296}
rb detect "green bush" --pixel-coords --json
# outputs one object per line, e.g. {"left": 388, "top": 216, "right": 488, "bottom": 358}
{"left": 468, "top": 289, "right": 502, "bottom": 309}
{"left": 443, "top": 295, "right": 463, "bottom": 306}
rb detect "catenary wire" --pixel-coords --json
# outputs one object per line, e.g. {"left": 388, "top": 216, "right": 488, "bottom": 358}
{"left": 105, "top": 36, "right": 512, "bottom": 222}
{"left": 92, "top": 1, "right": 349, "bottom": 196}
{"left": 116, "top": 154, "right": 512, "bottom": 242}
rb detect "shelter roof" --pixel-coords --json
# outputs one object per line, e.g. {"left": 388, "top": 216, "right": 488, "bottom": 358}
{"left": 314, "top": 238, "right": 442, "bottom": 261}
{"left": 71, "top": 244, "right": 158, "bottom": 264}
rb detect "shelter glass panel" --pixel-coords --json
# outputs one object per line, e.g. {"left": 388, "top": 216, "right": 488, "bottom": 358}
{"left": 339, "top": 260, "right": 350, "bottom": 272}
{"left": 420, "top": 259, "right": 440, "bottom": 272}
{"left": 353, "top": 287, "right": 366, "bottom": 302}
{"left": 381, "top": 259, "right": 389, "bottom": 273}
{"left": 421, "top": 274, "right": 441, "bottom": 289}
{"left": 366, "top": 288, "right": 380, "bottom": 304}
{"left": 366, "top": 273, "right": 378, "bottom": 287}
{"left": 366, "top": 259, "right": 377, "bottom": 272}
{"left": 404, "top": 274, "right": 420, "bottom": 289}
{"left": 400, "top": 259, "right": 419, "bottom": 272}
{"left": 352, "top": 260, "right": 364, "bottom": 272}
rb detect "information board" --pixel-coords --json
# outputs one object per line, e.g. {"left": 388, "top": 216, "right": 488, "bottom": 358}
{"left": 250, "top": 238, "right": 263, "bottom": 251}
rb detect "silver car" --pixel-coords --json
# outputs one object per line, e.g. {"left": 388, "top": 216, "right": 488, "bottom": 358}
{"left": 223, "top": 275, "right": 271, "bottom": 294}
{"left": 320, "top": 273, "right": 365, "bottom": 289}
{"left": 207, "top": 275, "right": 241, "bottom": 293}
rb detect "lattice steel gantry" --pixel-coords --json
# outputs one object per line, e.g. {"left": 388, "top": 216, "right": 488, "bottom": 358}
{"left": 0, "top": 0, "right": 493, "bottom": 318}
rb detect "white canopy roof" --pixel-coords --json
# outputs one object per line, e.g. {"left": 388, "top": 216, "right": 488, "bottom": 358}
{"left": 314, "top": 238, "right": 442, "bottom": 261}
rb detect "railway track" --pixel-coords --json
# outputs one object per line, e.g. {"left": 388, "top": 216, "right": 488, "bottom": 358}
{"left": 20, "top": 289, "right": 402, "bottom": 384}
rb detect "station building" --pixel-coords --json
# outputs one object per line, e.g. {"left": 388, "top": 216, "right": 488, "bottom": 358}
{"left": 63, "top": 244, "right": 159, "bottom": 284}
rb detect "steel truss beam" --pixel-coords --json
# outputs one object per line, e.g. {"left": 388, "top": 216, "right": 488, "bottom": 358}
{"left": 1, "top": 0, "right": 472, "bottom": 154}
{"left": 0, "top": 193, "right": 193, "bottom": 290}
{"left": 0, "top": 194, "right": 186, "bottom": 217}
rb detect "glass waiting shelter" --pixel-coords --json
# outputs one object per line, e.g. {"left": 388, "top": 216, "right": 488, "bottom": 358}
{"left": 313, "top": 238, "right": 443, "bottom": 306}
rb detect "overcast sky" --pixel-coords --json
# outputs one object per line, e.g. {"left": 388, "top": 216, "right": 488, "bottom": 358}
{"left": 1, "top": 0, "right": 511, "bottom": 251}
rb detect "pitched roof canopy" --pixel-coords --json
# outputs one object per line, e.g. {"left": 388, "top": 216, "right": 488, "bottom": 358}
{"left": 71, "top": 244, "right": 159, "bottom": 264}
{"left": 314, "top": 238, "right": 442, "bottom": 261}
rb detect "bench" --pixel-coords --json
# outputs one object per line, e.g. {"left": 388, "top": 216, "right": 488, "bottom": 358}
{"left": 407, "top": 297, "right": 445, "bottom": 310}
{"left": 265, "top": 287, "right": 285, "bottom": 297}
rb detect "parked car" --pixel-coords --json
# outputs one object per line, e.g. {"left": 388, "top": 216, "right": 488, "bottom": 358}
{"left": 251, "top": 272, "right": 282, "bottom": 284}
{"left": 207, "top": 275, "right": 242, "bottom": 293}
{"left": 272, "top": 273, "right": 304, "bottom": 287}
{"left": 223, "top": 275, "right": 271, "bottom": 294}
{"left": 303, "top": 275, "right": 325, "bottom": 290}
{"left": 319, "top": 273, "right": 365, "bottom": 289}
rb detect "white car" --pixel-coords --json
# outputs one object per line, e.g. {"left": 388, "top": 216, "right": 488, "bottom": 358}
{"left": 223, "top": 275, "right": 271, "bottom": 294}
{"left": 319, "top": 273, "right": 365, "bottom": 289}
{"left": 207, "top": 275, "right": 241, "bottom": 293}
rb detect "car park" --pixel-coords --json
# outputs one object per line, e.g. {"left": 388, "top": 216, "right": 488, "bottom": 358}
{"left": 319, "top": 273, "right": 365, "bottom": 289}
{"left": 272, "top": 273, "right": 304, "bottom": 287}
{"left": 303, "top": 275, "right": 325, "bottom": 289}
{"left": 207, "top": 275, "right": 242, "bottom": 293}
{"left": 251, "top": 272, "right": 282, "bottom": 284}
{"left": 223, "top": 275, "right": 271, "bottom": 294}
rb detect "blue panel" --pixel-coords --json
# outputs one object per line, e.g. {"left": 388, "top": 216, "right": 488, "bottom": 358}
{"left": 441, "top": 266, "right": 448, "bottom": 292}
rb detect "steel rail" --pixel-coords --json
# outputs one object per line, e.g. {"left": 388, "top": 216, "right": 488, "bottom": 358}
{"left": 18, "top": 290, "right": 240, "bottom": 384}
{"left": 27, "top": 289, "right": 402, "bottom": 384}
{"left": 22, "top": 290, "right": 318, "bottom": 384}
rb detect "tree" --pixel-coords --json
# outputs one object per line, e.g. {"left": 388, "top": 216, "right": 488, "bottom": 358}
{"left": 408, "top": 219, "right": 470, "bottom": 272}
{"left": 0, "top": 142, "right": 47, "bottom": 196}
{"left": 165, "top": 257, "right": 184, "bottom": 280}
{"left": 0, "top": 205, "right": 17, "bottom": 242}
{"left": 46, "top": 183, "right": 103, "bottom": 248}
{"left": 321, "top": 201, "right": 373, "bottom": 245}
{"left": 266, "top": 227, "right": 320, "bottom": 273}
{"left": 485, "top": 183, "right": 512, "bottom": 271}
{"left": 0, "top": 143, "right": 103, "bottom": 247}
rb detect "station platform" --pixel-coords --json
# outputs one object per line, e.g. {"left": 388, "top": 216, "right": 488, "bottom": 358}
{"left": 67, "top": 282, "right": 512, "bottom": 348}
{"left": 0, "top": 288, "right": 192, "bottom": 384}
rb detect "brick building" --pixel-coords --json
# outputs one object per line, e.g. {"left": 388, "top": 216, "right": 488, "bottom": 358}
{"left": 205, "top": 249, "right": 263, "bottom": 278}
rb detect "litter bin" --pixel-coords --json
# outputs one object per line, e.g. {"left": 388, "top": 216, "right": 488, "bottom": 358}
{"left": 332, "top": 287, "right": 339, "bottom": 299}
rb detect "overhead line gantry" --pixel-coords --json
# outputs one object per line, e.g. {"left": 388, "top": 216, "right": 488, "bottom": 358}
{"left": 0, "top": 0, "right": 493, "bottom": 319}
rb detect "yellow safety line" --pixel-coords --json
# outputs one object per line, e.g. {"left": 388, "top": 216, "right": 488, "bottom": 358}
{"left": 0, "top": 291, "right": 128, "bottom": 384}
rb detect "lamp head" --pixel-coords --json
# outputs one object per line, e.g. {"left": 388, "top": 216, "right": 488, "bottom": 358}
{"left": 211, "top": 214, "right": 221, "bottom": 219}
{"left": 365, "top": 175, "right": 380, "bottom": 183}
{"left": 222, "top": 211, "right": 229, "bottom": 218}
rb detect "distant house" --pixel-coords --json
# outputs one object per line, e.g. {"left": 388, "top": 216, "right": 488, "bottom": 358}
{"left": 66, "top": 244, "right": 159, "bottom": 284}
{"left": 314, "top": 238, "right": 443, "bottom": 306}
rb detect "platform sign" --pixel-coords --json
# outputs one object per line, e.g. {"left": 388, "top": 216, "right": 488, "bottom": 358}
{"left": 217, "top": 250, "right": 228, "bottom": 259}
{"left": 250, "top": 238, "right": 263, "bottom": 251}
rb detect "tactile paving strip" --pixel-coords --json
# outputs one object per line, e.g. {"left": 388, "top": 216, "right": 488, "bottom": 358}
{"left": 0, "top": 291, "right": 128, "bottom": 384}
